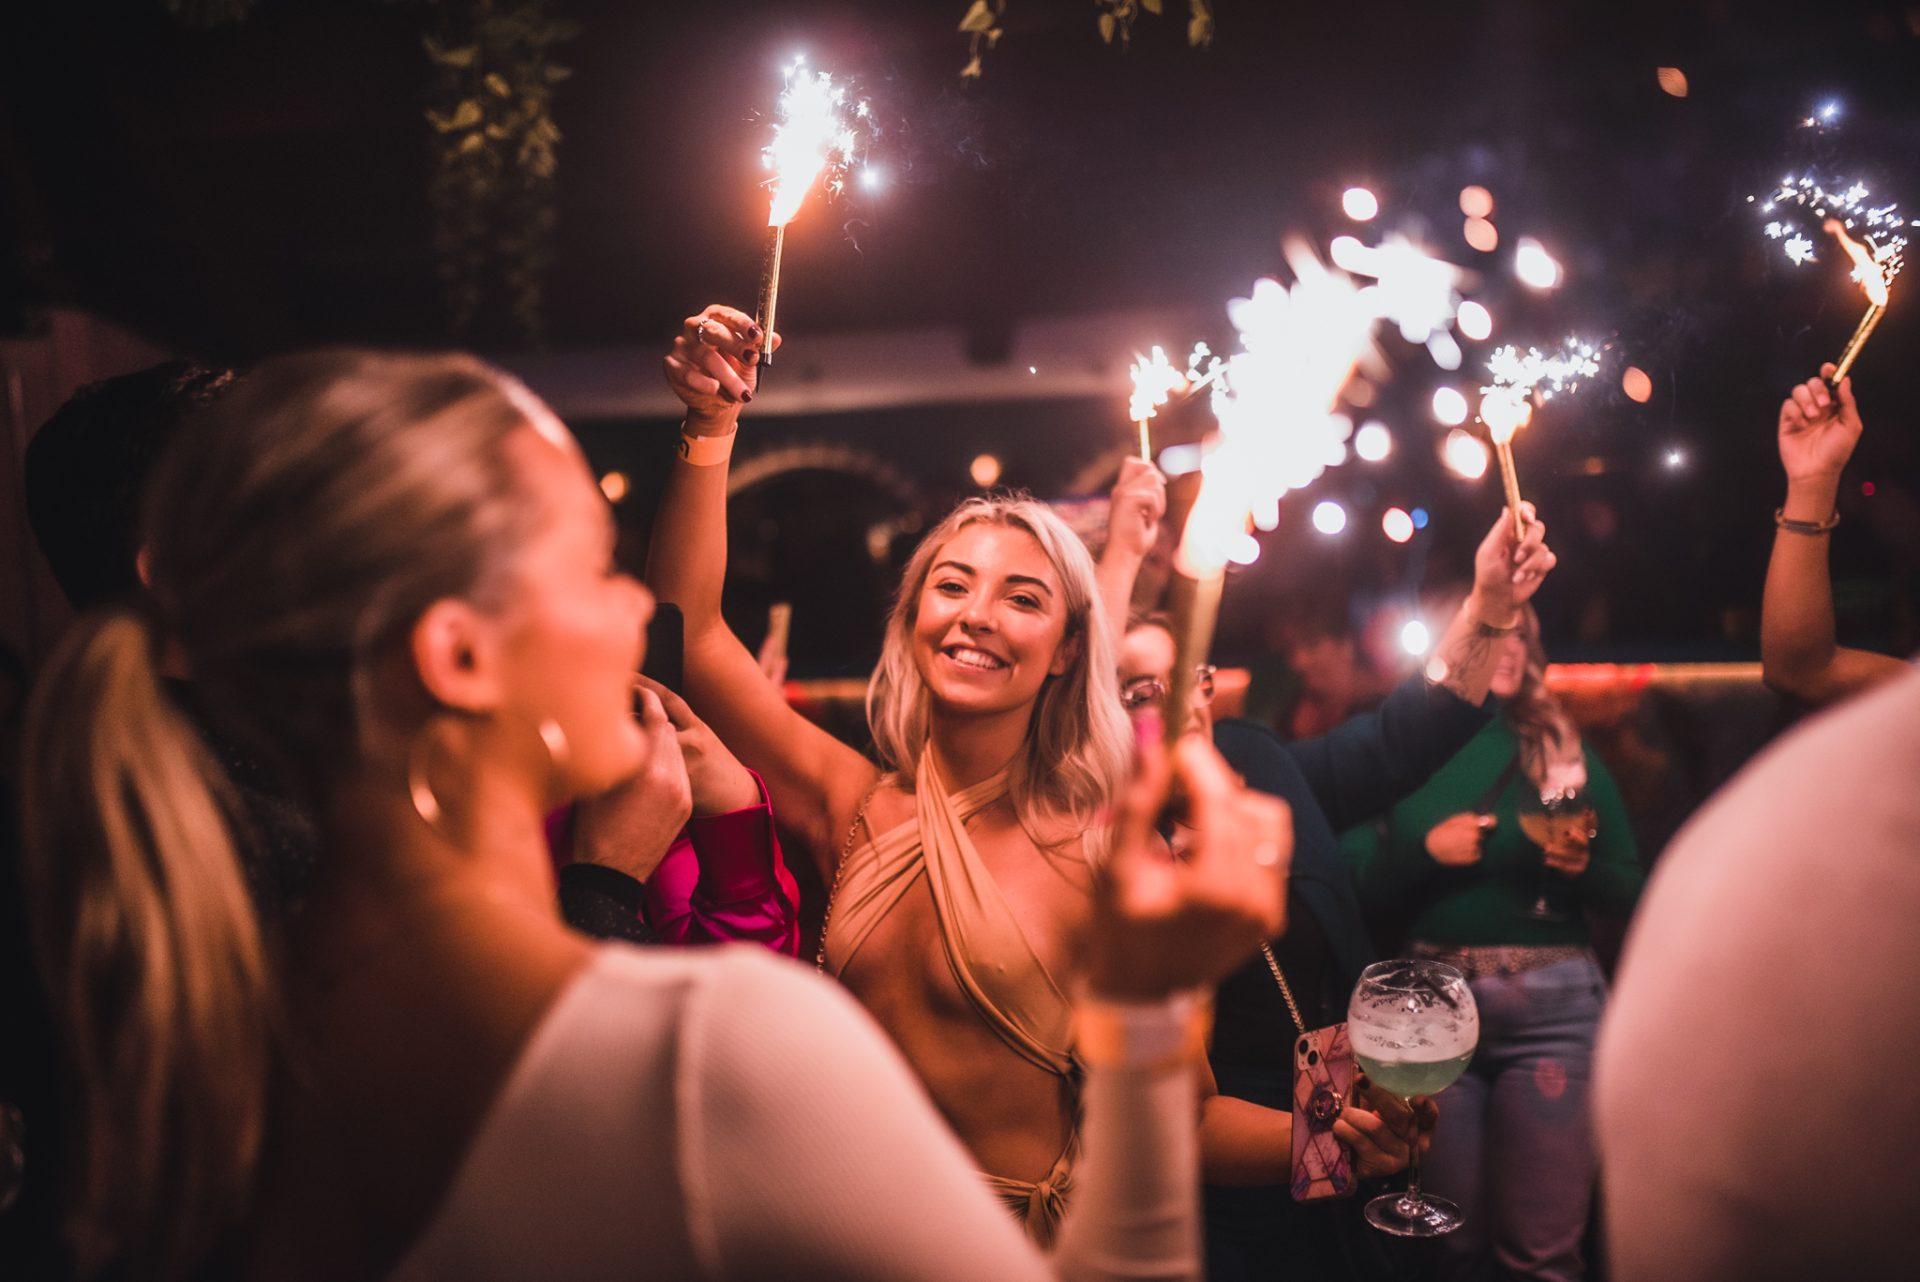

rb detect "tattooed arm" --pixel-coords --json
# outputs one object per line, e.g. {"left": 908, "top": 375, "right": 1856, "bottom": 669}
{"left": 1424, "top": 502, "right": 1557, "bottom": 707}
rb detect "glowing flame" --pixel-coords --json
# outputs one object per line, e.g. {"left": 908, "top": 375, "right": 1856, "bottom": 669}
{"left": 1176, "top": 244, "right": 1372, "bottom": 576}
{"left": 1825, "top": 218, "right": 1891, "bottom": 306}
{"left": 763, "top": 59, "right": 869, "bottom": 228}
{"left": 1479, "top": 389, "right": 1532, "bottom": 445}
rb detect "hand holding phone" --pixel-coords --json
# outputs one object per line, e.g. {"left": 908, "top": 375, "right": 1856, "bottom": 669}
{"left": 1291, "top": 1024, "right": 1358, "bottom": 1201}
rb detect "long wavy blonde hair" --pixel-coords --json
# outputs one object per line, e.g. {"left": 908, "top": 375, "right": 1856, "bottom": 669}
{"left": 1503, "top": 603, "right": 1583, "bottom": 787}
{"left": 867, "top": 494, "right": 1131, "bottom": 854}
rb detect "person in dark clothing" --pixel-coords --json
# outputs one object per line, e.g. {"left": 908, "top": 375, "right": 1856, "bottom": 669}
{"left": 1108, "top": 485, "right": 1558, "bottom": 1281}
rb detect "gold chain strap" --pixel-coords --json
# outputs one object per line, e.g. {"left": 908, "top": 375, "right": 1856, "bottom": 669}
{"left": 816, "top": 784, "right": 881, "bottom": 973}
{"left": 1260, "top": 941, "right": 1308, "bottom": 1036}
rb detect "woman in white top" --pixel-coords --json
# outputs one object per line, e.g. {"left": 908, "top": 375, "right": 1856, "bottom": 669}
{"left": 17, "top": 349, "right": 1289, "bottom": 1280}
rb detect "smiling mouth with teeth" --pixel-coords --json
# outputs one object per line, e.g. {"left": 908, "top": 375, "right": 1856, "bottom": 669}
{"left": 944, "top": 645, "right": 1009, "bottom": 672}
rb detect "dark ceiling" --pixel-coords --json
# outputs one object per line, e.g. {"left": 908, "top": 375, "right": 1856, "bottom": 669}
{"left": 4, "top": 0, "right": 1919, "bottom": 663}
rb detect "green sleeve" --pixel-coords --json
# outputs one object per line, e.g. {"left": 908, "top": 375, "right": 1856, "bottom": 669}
{"left": 1343, "top": 807, "right": 1437, "bottom": 914}
{"left": 1574, "top": 748, "right": 1644, "bottom": 915}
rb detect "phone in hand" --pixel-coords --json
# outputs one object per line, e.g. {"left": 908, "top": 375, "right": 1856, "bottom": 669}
{"left": 641, "top": 603, "right": 684, "bottom": 696}
{"left": 1291, "top": 1023, "right": 1358, "bottom": 1201}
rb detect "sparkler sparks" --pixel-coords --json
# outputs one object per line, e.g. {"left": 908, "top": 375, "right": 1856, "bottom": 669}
{"left": 1757, "top": 172, "right": 1908, "bottom": 290}
{"left": 763, "top": 58, "right": 869, "bottom": 228}
{"left": 1127, "top": 342, "right": 1219, "bottom": 460}
{"left": 1479, "top": 338, "right": 1603, "bottom": 538}
{"left": 755, "top": 58, "right": 871, "bottom": 368}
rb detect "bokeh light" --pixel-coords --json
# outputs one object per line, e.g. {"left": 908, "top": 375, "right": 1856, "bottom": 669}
{"left": 1342, "top": 186, "right": 1380, "bottom": 221}
{"left": 1463, "top": 217, "right": 1498, "bottom": 252}
{"left": 1515, "top": 237, "right": 1562, "bottom": 289}
{"left": 599, "top": 471, "right": 630, "bottom": 503}
{"left": 1432, "top": 386, "right": 1469, "bottom": 425}
{"left": 1657, "top": 67, "right": 1689, "bottom": 98}
{"left": 1459, "top": 185, "right": 1494, "bottom": 218}
{"left": 1622, "top": 365, "right": 1653, "bottom": 403}
{"left": 1442, "top": 428, "right": 1491, "bottom": 479}
{"left": 1400, "top": 619, "right": 1432, "bottom": 656}
{"left": 1355, "top": 421, "right": 1393, "bottom": 462}
{"left": 1382, "top": 507, "right": 1415, "bottom": 543}
{"left": 1457, "top": 300, "right": 1493, "bottom": 341}
{"left": 1312, "top": 500, "right": 1348, "bottom": 535}
{"left": 970, "top": 453, "right": 1002, "bottom": 487}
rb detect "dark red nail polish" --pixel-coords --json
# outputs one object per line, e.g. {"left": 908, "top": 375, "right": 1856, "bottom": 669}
{"left": 741, "top": 390, "right": 753, "bottom": 404}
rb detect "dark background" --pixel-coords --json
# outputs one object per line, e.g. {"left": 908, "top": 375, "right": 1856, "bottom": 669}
{"left": 4, "top": 0, "right": 1918, "bottom": 678}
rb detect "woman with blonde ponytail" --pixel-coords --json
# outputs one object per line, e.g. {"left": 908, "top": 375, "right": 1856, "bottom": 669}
{"left": 22, "top": 611, "right": 271, "bottom": 1278}
{"left": 17, "top": 347, "right": 1287, "bottom": 1281}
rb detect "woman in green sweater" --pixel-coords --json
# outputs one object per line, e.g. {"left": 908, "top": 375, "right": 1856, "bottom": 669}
{"left": 1341, "top": 605, "right": 1642, "bottom": 1282}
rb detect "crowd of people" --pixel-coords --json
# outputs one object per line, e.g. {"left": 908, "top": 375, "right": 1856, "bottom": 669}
{"left": 0, "top": 296, "right": 1912, "bottom": 1282}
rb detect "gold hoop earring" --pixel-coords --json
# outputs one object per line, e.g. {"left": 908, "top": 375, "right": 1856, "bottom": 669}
{"left": 407, "top": 714, "right": 572, "bottom": 840}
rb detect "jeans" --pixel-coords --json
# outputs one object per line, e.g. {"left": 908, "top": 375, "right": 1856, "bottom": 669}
{"left": 1421, "top": 954, "right": 1606, "bottom": 1282}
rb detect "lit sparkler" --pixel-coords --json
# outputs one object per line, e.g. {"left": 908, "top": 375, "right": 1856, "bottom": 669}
{"left": 1164, "top": 245, "right": 1373, "bottom": 741}
{"left": 1329, "top": 232, "right": 1472, "bottom": 368}
{"left": 1755, "top": 169, "right": 1911, "bottom": 385}
{"left": 756, "top": 58, "right": 869, "bottom": 367}
{"left": 1478, "top": 338, "right": 1602, "bottom": 539}
{"left": 1127, "top": 342, "right": 1219, "bottom": 462}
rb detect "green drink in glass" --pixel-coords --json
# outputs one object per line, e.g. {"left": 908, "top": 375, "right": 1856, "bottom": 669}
{"left": 1346, "top": 960, "right": 1480, "bottom": 1236}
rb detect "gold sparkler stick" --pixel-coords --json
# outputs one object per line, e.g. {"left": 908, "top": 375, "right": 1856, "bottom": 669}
{"left": 1492, "top": 438, "right": 1526, "bottom": 541}
{"left": 1136, "top": 418, "right": 1152, "bottom": 462}
{"left": 1829, "top": 300, "right": 1884, "bottom": 387}
{"left": 1162, "top": 564, "right": 1225, "bottom": 747}
{"left": 1479, "top": 389, "right": 1533, "bottom": 542}
{"left": 756, "top": 224, "right": 785, "bottom": 369}
{"left": 1821, "top": 218, "right": 1893, "bottom": 389}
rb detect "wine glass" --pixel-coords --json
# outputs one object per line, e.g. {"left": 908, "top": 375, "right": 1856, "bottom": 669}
{"left": 1346, "top": 960, "right": 1480, "bottom": 1236}
{"left": 1518, "top": 786, "right": 1594, "bottom": 920}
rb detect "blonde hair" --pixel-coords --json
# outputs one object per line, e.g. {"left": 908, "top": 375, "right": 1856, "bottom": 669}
{"left": 867, "top": 494, "right": 1131, "bottom": 852}
{"left": 19, "top": 350, "right": 553, "bottom": 1277}
{"left": 1502, "top": 603, "right": 1581, "bottom": 786}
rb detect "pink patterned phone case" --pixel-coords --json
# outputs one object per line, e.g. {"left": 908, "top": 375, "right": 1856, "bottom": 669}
{"left": 1291, "top": 1023, "right": 1358, "bottom": 1201}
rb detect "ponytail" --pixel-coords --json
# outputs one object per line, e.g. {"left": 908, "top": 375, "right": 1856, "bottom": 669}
{"left": 19, "top": 612, "right": 271, "bottom": 1279}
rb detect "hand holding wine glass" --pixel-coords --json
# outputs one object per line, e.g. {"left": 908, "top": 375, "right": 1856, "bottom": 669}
{"left": 1346, "top": 960, "right": 1479, "bottom": 1236}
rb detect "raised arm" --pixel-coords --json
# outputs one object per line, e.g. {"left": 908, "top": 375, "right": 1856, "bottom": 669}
{"left": 1761, "top": 367, "right": 1908, "bottom": 706}
{"left": 646, "top": 305, "right": 877, "bottom": 869}
{"left": 1095, "top": 457, "right": 1167, "bottom": 634}
{"left": 1422, "top": 503, "right": 1557, "bottom": 708}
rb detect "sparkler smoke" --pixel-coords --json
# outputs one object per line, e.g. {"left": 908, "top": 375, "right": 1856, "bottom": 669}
{"left": 756, "top": 58, "right": 871, "bottom": 366}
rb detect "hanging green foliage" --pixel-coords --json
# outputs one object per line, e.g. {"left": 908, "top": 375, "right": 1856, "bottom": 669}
{"left": 958, "top": 0, "right": 1213, "bottom": 77}
{"left": 423, "top": 0, "right": 577, "bottom": 344}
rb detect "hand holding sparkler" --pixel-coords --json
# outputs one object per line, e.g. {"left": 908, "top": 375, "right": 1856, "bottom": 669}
{"left": 665, "top": 304, "right": 778, "bottom": 423}
{"left": 1106, "top": 457, "right": 1169, "bottom": 565}
{"left": 1468, "top": 502, "right": 1555, "bottom": 624}
{"left": 1778, "top": 366, "right": 1863, "bottom": 486}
